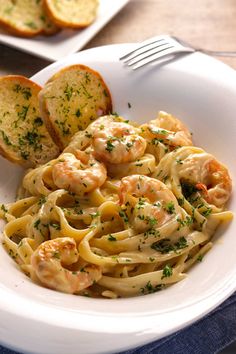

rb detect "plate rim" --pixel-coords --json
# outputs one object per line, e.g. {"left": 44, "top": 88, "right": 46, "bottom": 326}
{"left": 0, "top": 0, "right": 130, "bottom": 62}
{"left": 0, "top": 43, "right": 236, "bottom": 354}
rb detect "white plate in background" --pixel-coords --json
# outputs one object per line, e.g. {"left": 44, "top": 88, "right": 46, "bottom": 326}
{"left": 0, "top": 44, "right": 235, "bottom": 354}
{"left": 0, "top": 0, "right": 130, "bottom": 61}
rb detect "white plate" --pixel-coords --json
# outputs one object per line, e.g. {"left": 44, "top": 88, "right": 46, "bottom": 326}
{"left": 0, "top": 44, "right": 236, "bottom": 354}
{"left": 0, "top": 0, "right": 130, "bottom": 61}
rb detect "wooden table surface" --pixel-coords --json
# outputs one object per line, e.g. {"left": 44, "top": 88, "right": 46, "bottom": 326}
{"left": 0, "top": 0, "right": 236, "bottom": 77}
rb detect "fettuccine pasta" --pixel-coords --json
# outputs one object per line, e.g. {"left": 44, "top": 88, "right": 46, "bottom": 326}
{"left": 0, "top": 111, "right": 233, "bottom": 298}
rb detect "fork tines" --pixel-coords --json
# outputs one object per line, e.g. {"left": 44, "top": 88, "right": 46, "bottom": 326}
{"left": 119, "top": 35, "right": 187, "bottom": 70}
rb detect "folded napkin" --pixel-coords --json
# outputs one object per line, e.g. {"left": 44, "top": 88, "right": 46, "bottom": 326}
{"left": 1, "top": 292, "right": 236, "bottom": 354}
{"left": 119, "top": 291, "right": 236, "bottom": 354}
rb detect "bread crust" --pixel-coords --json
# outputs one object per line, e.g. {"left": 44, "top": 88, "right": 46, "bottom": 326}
{"left": 0, "top": 18, "right": 42, "bottom": 38}
{"left": 0, "top": 75, "right": 59, "bottom": 167}
{"left": 39, "top": 64, "right": 113, "bottom": 150}
{"left": 39, "top": 88, "right": 64, "bottom": 151}
{"left": 43, "top": 0, "right": 99, "bottom": 28}
{"left": 0, "top": 0, "right": 58, "bottom": 37}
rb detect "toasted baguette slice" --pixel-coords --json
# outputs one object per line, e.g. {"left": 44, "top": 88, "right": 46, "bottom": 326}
{"left": 39, "top": 64, "right": 112, "bottom": 150}
{"left": 0, "top": 76, "right": 60, "bottom": 167}
{"left": 44, "top": 0, "right": 99, "bottom": 28}
{"left": 0, "top": 0, "right": 58, "bottom": 37}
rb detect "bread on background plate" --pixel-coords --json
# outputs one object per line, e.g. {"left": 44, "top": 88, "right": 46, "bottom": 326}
{"left": 0, "top": 75, "right": 60, "bottom": 167}
{"left": 39, "top": 64, "right": 112, "bottom": 150}
{"left": 43, "top": 0, "right": 99, "bottom": 28}
{"left": 0, "top": 0, "right": 58, "bottom": 37}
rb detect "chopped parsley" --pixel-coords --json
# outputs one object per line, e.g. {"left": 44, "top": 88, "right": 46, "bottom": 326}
{"left": 108, "top": 234, "right": 117, "bottom": 241}
{"left": 38, "top": 196, "right": 46, "bottom": 206}
{"left": 64, "top": 84, "right": 73, "bottom": 101}
{"left": 181, "top": 181, "right": 198, "bottom": 200}
{"left": 164, "top": 201, "right": 175, "bottom": 214}
{"left": 105, "top": 140, "right": 115, "bottom": 152}
{"left": 197, "top": 254, "right": 204, "bottom": 262}
{"left": 34, "top": 219, "right": 41, "bottom": 229}
{"left": 52, "top": 251, "right": 60, "bottom": 259}
{"left": 202, "top": 207, "right": 212, "bottom": 217}
{"left": 50, "top": 222, "right": 61, "bottom": 230}
{"left": 151, "top": 236, "right": 188, "bottom": 254}
{"left": 1, "top": 130, "right": 12, "bottom": 146}
{"left": 25, "top": 21, "right": 37, "bottom": 29}
{"left": 13, "top": 84, "right": 32, "bottom": 100}
{"left": 1, "top": 204, "right": 8, "bottom": 213}
{"left": 34, "top": 117, "right": 43, "bottom": 126}
{"left": 177, "top": 197, "right": 185, "bottom": 206}
{"left": 75, "top": 108, "right": 81, "bottom": 117}
{"left": 119, "top": 210, "right": 129, "bottom": 223}
{"left": 176, "top": 158, "right": 183, "bottom": 164}
{"left": 161, "top": 264, "right": 173, "bottom": 279}
{"left": 140, "top": 281, "right": 163, "bottom": 294}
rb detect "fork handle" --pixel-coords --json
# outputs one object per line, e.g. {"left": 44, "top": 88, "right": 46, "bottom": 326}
{"left": 199, "top": 49, "right": 236, "bottom": 57}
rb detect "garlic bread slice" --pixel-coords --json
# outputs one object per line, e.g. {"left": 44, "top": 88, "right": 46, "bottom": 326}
{"left": 39, "top": 64, "right": 112, "bottom": 150}
{"left": 44, "top": 0, "right": 99, "bottom": 28}
{"left": 0, "top": 75, "right": 60, "bottom": 167}
{"left": 0, "top": 0, "right": 58, "bottom": 37}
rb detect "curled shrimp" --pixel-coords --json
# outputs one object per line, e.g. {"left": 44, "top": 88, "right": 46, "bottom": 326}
{"left": 178, "top": 152, "right": 232, "bottom": 208}
{"left": 119, "top": 175, "right": 179, "bottom": 232}
{"left": 52, "top": 150, "right": 107, "bottom": 195}
{"left": 91, "top": 117, "right": 147, "bottom": 164}
{"left": 31, "top": 237, "right": 102, "bottom": 294}
{"left": 141, "top": 111, "right": 193, "bottom": 151}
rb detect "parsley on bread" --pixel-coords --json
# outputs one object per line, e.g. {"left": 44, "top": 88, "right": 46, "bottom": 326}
{"left": 39, "top": 64, "right": 112, "bottom": 150}
{"left": 0, "top": 0, "right": 58, "bottom": 37}
{"left": 0, "top": 75, "right": 60, "bottom": 167}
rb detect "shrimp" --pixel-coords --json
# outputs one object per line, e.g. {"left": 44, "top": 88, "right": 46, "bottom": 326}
{"left": 64, "top": 115, "right": 121, "bottom": 154}
{"left": 91, "top": 117, "right": 146, "bottom": 164}
{"left": 177, "top": 152, "right": 232, "bottom": 208}
{"left": 119, "top": 175, "right": 179, "bottom": 232}
{"left": 141, "top": 111, "right": 193, "bottom": 150}
{"left": 52, "top": 150, "right": 107, "bottom": 195}
{"left": 31, "top": 237, "right": 102, "bottom": 294}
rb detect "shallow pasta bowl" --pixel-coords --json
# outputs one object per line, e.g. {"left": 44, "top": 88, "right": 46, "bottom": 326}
{"left": 0, "top": 44, "right": 236, "bottom": 354}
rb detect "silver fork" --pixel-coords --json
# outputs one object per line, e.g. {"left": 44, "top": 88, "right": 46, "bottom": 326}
{"left": 119, "top": 35, "right": 236, "bottom": 70}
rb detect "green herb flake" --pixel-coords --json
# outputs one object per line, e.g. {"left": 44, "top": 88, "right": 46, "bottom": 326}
{"left": 140, "top": 281, "right": 163, "bottom": 294}
{"left": 108, "top": 234, "right": 117, "bottom": 241}
{"left": 52, "top": 251, "right": 60, "bottom": 259}
{"left": 119, "top": 210, "right": 129, "bottom": 223}
{"left": 197, "top": 254, "right": 204, "bottom": 262}
{"left": 105, "top": 140, "right": 115, "bottom": 152}
{"left": 164, "top": 201, "right": 175, "bottom": 214}
{"left": 64, "top": 84, "right": 73, "bottom": 101}
{"left": 151, "top": 236, "right": 188, "bottom": 254}
{"left": 20, "top": 151, "right": 30, "bottom": 160}
{"left": 177, "top": 197, "right": 185, "bottom": 206}
{"left": 176, "top": 158, "right": 183, "bottom": 164}
{"left": 161, "top": 264, "right": 173, "bottom": 279}
{"left": 50, "top": 222, "right": 61, "bottom": 230}
{"left": 181, "top": 181, "right": 198, "bottom": 200}
{"left": 25, "top": 21, "right": 37, "bottom": 30}
{"left": 34, "top": 219, "right": 41, "bottom": 229}
{"left": 1, "top": 130, "right": 12, "bottom": 146}
{"left": 75, "top": 109, "right": 81, "bottom": 117}
{"left": 1, "top": 204, "right": 8, "bottom": 213}
{"left": 202, "top": 207, "right": 212, "bottom": 217}
{"left": 34, "top": 117, "right": 43, "bottom": 126}
{"left": 38, "top": 196, "right": 46, "bottom": 206}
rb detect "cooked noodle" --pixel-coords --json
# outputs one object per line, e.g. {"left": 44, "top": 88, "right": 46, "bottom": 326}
{"left": 0, "top": 112, "right": 233, "bottom": 298}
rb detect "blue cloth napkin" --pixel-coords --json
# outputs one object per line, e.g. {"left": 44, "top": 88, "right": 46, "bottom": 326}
{"left": 1, "top": 292, "right": 236, "bottom": 354}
